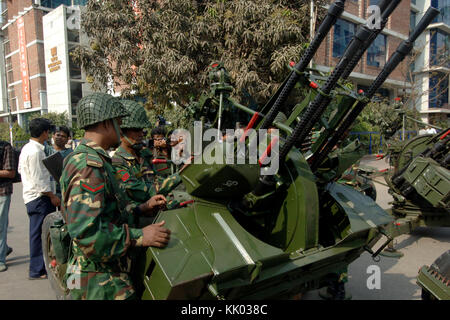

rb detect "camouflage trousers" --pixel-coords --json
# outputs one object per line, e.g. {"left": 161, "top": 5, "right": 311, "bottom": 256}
{"left": 67, "top": 271, "right": 137, "bottom": 300}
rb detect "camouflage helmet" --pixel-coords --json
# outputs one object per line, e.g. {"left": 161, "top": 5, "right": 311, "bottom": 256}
{"left": 120, "top": 100, "right": 152, "bottom": 129}
{"left": 76, "top": 93, "right": 130, "bottom": 129}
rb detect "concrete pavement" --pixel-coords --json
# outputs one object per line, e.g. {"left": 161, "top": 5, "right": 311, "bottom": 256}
{"left": 303, "top": 155, "right": 450, "bottom": 300}
{"left": 0, "top": 155, "right": 448, "bottom": 300}
{"left": 0, "top": 182, "right": 55, "bottom": 300}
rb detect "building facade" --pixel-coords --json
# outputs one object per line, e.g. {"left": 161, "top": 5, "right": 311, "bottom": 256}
{"left": 411, "top": 0, "right": 449, "bottom": 125}
{"left": 0, "top": 0, "right": 87, "bottom": 129}
{"left": 315, "top": 0, "right": 449, "bottom": 126}
{"left": 314, "top": 0, "right": 412, "bottom": 101}
{"left": 43, "top": 4, "right": 93, "bottom": 125}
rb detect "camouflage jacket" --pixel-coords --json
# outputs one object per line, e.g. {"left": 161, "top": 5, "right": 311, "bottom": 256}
{"left": 60, "top": 139, "right": 144, "bottom": 274}
{"left": 112, "top": 146, "right": 182, "bottom": 210}
{"left": 111, "top": 146, "right": 157, "bottom": 206}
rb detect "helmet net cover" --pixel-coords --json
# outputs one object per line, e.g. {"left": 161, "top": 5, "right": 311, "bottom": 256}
{"left": 120, "top": 100, "right": 152, "bottom": 129}
{"left": 77, "top": 93, "right": 130, "bottom": 129}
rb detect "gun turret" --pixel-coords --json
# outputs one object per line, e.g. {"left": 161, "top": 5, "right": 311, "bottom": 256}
{"left": 310, "top": 7, "right": 440, "bottom": 171}
{"left": 277, "top": 0, "right": 399, "bottom": 165}
{"left": 249, "top": 0, "right": 401, "bottom": 198}
{"left": 258, "top": 0, "right": 347, "bottom": 132}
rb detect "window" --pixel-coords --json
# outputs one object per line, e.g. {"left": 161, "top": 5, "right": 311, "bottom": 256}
{"left": 367, "top": 33, "right": 386, "bottom": 68}
{"left": 333, "top": 19, "right": 356, "bottom": 58}
{"left": 3, "top": 40, "right": 10, "bottom": 56}
{"left": 7, "top": 70, "right": 13, "bottom": 84}
{"left": 70, "top": 82, "right": 82, "bottom": 105}
{"left": 429, "top": 29, "right": 449, "bottom": 68}
{"left": 41, "top": 0, "right": 87, "bottom": 8}
{"left": 429, "top": 71, "right": 449, "bottom": 108}
{"left": 431, "top": 0, "right": 450, "bottom": 25}
{"left": 369, "top": 0, "right": 380, "bottom": 5}
{"left": 410, "top": 11, "right": 417, "bottom": 31}
{"left": 67, "top": 29, "right": 80, "bottom": 42}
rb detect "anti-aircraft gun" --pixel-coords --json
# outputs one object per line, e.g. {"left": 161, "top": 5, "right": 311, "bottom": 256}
{"left": 39, "top": 0, "right": 440, "bottom": 301}
{"left": 382, "top": 128, "right": 450, "bottom": 242}
{"left": 138, "top": 1, "right": 440, "bottom": 300}
{"left": 384, "top": 126, "right": 450, "bottom": 299}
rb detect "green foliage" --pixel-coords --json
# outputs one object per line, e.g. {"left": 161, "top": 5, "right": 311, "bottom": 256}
{"left": 71, "top": 125, "right": 85, "bottom": 140}
{"left": 28, "top": 111, "right": 70, "bottom": 127}
{"left": 72, "top": 0, "right": 326, "bottom": 111}
{"left": 12, "top": 122, "right": 31, "bottom": 146}
{"left": 0, "top": 122, "right": 9, "bottom": 141}
{"left": 0, "top": 121, "right": 30, "bottom": 146}
{"left": 146, "top": 102, "right": 192, "bottom": 130}
{"left": 351, "top": 99, "right": 422, "bottom": 152}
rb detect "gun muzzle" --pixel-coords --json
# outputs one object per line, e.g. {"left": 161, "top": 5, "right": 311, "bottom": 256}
{"left": 277, "top": 2, "right": 395, "bottom": 167}
{"left": 258, "top": 0, "right": 347, "bottom": 131}
{"left": 310, "top": 7, "right": 441, "bottom": 170}
{"left": 341, "top": 0, "right": 402, "bottom": 80}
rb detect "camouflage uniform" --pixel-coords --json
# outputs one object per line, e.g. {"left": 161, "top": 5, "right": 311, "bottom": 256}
{"left": 61, "top": 139, "right": 143, "bottom": 300}
{"left": 60, "top": 93, "right": 143, "bottom": 300}
{"left": 113, "top": 147, "right": 182, "bottom": 213}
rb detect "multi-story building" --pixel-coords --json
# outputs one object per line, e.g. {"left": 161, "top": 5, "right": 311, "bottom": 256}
{"left": 0, "top": 0, "right": 87, "bottom": 129}
{"left": 410, "top": 0, "right": 449, "bottom": 125}
{"left": 314, "top": 0, "right": 449, "bottom": 126}
{"left": 43, "top": 3, "right": 93, "bottom": 126}
{"left": 314, "top": 0, "right": 413, "bottom": 101}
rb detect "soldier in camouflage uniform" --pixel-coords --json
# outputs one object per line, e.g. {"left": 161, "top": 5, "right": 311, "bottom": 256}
{"left": 60, "top": 93, "right": 170, "bottom": 300}
{"left": 111, "top": 100, "right": 184, "bottom": 296}
{"left": 112, "top": 100, "right": 182, "bottom": 213}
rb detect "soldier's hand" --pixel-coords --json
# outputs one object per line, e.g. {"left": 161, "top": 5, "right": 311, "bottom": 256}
{"left": 142, "top": 221, "right": 171, "bottom": 248}
{"left": 147, "top": 194, "right": 167, "bottom": 211}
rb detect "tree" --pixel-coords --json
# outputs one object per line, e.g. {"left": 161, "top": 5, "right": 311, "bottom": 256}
{"left": 72, "top": 0, "right": 326, "bottom": 116}
{"left": 29, "top": 111, "right": 70, "bottom": 127}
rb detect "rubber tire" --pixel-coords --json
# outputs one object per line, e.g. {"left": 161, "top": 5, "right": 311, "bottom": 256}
{"left": 41, "top": 211, "right": 72, "bottom": 300}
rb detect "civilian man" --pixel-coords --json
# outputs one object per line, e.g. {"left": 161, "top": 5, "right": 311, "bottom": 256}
{"left": 18, "top": 118, "right": 61, "bottom": 280}
{"left": 0, "top": 140, "right": 16, "bottom": 272}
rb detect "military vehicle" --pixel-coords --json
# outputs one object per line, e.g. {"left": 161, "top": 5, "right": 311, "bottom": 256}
{"left": 42, "top": 0, "right": 440, "bottom": 300}
{"left": 353, "top": 79, "right": 450, "bottom": 299}
{"left": 417, "top": 250, "right": 450, "bottom": 300}
{"left": 372, "top": 127, "right": 450, "bottom": 258}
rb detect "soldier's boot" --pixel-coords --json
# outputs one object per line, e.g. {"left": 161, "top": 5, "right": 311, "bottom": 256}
{"left": 318, "top": 281, "right": 352, "bottom": 300}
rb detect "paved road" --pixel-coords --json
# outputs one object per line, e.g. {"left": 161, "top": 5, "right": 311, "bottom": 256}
{"left": 0, "top": 155, "right": 448, "bottom": 300}
{"left": 0, "top": 182, "right": 55, "bottom": 299}
{"left": 303, "top": 155, "right": 450, "bottom": 300}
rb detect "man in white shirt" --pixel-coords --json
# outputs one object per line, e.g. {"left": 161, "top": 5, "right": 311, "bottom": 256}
{"left": 426, "top": 126, "right": 437, "bottom": 135}
{"left": 18, "top": 118, "right": 60, "bottom": 280}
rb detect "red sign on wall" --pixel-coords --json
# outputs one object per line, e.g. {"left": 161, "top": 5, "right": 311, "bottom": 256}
{"left": 17, "top": 17, "right": 31, "bottom": 109}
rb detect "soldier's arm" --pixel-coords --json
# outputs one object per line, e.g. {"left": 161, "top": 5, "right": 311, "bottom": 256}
{"left": 114, "top": 160, "right": 156, "bottom": 204}
{"left": 62, "top": 161, "right": 144, "bottom": 263}
{"left": 155, "top": 173, "right": 182, "bottom": 196}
